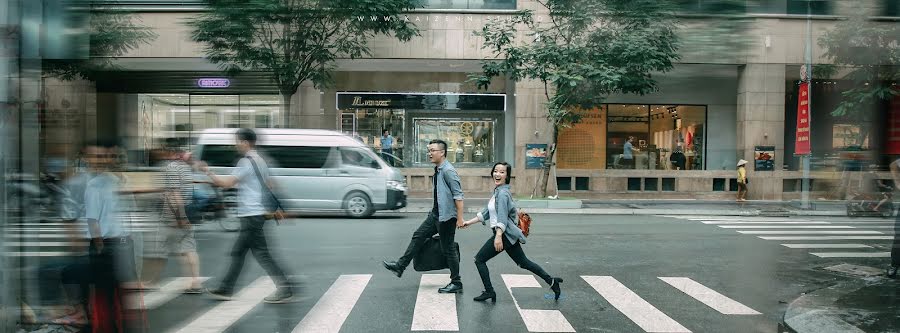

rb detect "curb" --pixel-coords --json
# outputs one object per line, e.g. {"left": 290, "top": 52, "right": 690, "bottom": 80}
{"left": 782, "top": 278, "right": 887, "bottom": 333}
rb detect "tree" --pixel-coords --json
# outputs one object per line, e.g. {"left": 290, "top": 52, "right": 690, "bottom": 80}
{"left": 469, "top": 0, "right": 680, "bottom": 197}
{"left": 817, "top": 15, "right": 900, "bottom": 148}
{"left": 188, "top": 0, "right": 419, "bottom": 127}
{"left": 43, "top": 4, "right": 157, "bottom": 81}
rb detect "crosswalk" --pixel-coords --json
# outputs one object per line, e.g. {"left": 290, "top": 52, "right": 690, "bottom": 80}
{"left": 662, "top": 215, "right": 897, "bottom": 258}
{"left": 3, "top": 213, "right": 166, "bottom": 257}
{"left": 127, "top": 273, "right": 761, "bottom": 333}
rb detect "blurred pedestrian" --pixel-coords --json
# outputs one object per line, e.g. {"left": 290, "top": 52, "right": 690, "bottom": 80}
{"left": 141, "top": 145, "right": 203, "bottom": 293}
{"left": 458, "top": 162, "right": 563, "bottom": 302}
{"left": 887, "top": 158, "right": 900, "bottom": 278}
{"left": 83, "top": 141, "right": 139, "bottom": 332}
{"left": 202, "top": 128, "right": 294, "bottom": 303}
{"left": 736, "top": 159, "right": 749, "bottom": 202}
{"left": 383, "top": 139, "right": 465, "bottom": 294}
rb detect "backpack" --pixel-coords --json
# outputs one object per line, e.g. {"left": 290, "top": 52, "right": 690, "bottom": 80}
{"left": 517, "top": 211, "right": 532, "bottom": 237}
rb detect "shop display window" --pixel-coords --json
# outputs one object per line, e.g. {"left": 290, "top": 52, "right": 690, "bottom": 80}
{"left": 413, "top": 118, "right": 496, "bottom": 166}
{"left": 339, "top": 109, "right": 405, "bottom": 167}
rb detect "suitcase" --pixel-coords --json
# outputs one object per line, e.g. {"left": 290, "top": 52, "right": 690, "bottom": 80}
{"left": 413, "top": 235, "right": 460, "bottom": 272}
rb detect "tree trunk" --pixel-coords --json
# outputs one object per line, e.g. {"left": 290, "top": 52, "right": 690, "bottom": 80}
{"left": 539, "top": 125, "right": 559, "bottom": 198}
{"left": 280, "top": 92, "right": 293, "bottom": 128}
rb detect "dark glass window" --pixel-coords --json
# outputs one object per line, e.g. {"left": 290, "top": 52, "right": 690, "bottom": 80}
{"left": 713, "top": 178, "right": 727, "bottom": 191}
{"left": 557, "top": 177, "right": 572, "bottom": 191}
{"left": 885, "top": 0, "right": 899, "bottom": 16}
{"left": 787, "top": 0, "right": 832, "bottom": 15}
{"left": 264, "top": 146, "right": 332, "bottom": 169}
{"left": 662, "top": 178, "right": 676, "bottom": 191}
{"left": 198, "top": 145, "right": 239, "bottom": 167}
{"left": 628, "top": 178, "right": 642, "bottom": 191}
{"left": 575, "top": 177, "right": 590, "bottom": 191}
{"left": 644, "top": 178, "right": 659, "bottom": 191}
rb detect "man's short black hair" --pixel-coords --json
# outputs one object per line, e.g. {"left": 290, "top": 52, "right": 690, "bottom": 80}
{"left": 236, "top": 128, "right": 257, "bottom": 146}
{"left": 428, "top": 139, "right": 448, "bottom": 155}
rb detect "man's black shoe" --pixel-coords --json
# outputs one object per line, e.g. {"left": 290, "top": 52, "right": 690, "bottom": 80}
{"left": 438, "top": 282, "right": 463, "bottom": 294}
{"left": 383, "top": 260, "right": 403, "bottom": 278}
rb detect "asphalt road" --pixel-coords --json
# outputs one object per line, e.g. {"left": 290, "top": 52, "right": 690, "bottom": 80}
{"left": 12, "top": 213, "right": 894, "bottom": 332}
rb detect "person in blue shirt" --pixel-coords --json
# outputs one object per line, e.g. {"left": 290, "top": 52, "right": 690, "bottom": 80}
{"left": 623, "top": 136, "right": 639, "bottom": 169}
{"left": 380, "top": 130, "right": 394, "bottom": 155}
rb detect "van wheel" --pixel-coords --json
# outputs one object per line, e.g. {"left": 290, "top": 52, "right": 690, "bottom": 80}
{"left": 344, "top": 192, "right": 373, "bottom": 218}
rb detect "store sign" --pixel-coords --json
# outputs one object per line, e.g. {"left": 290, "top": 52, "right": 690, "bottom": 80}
{"left": 337, "top": 93, "right": 505, "bottom": 111}
{"left": 197, "top": 78, "right": 230, "bottom": 88}
{"left": 794, "top": 82, "right": 811, "bottom": 155}
{"left": 608, "top": 116, "right": 649, "bottom": 123}
{"left": 754, "top": 146, "right": 775, "bottom": 171}
{"left": 886, "top": 90, "right": 900, "bottom": 154}
{"left": 525, "top": 144, "right": 548, "bottom": 169}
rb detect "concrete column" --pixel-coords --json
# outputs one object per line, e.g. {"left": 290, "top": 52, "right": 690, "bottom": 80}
{"left": 512, "top": 79, "right": 557, "bottom": 197}
{"left": 736, "top": 63, "right": 786, "bottom": 200}
{"left": 289, "top": 81, "right": 327, "bottom": 129}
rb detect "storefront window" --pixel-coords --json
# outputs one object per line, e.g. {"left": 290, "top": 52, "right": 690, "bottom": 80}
{"left": 650, "top": 105, "right": 707, "bottom": 171}
{"left": 413, "top": 118, "right": 495, "bottom": 165}
{"left": 339, "top": 109, "right": 405, "bottom": 166}
{"left": 607, "top": 105, "right": 650, "bottom": 169}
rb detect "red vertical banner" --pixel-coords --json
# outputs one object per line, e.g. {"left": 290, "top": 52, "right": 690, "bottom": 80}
{"left": 886, "top": 90, "right": 900, "bottom": 154}
{"left": 795, "top": 82, "right": 811, "bottom": 155}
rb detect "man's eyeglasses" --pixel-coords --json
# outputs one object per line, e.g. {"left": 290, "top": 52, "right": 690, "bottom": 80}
{"left": 427, "top": 149, "right": 443, "bottom": 154}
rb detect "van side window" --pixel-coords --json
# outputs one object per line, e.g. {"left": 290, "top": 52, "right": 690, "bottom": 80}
{"left": 265, "top": 146, "right": 332, "bottom": 169}
{"left": 340, "top": 148, "right": 381, "bottom": 169}
{"left": 199, "top": 145, "right": 240, "bottom": 167}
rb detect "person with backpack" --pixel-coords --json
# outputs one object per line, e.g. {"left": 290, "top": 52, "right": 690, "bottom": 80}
{"left": 200, "top": 128, "right": 294, "bottom": 303}
{"left": 458, "top": 162, "right": 564, "bottom": 302}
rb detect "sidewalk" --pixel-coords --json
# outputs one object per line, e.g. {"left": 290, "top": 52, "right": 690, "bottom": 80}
{"left": 391, "top": 198, "right": 852, "bottom": 216}
{"left": 783, "top": 275, "right": 900, "bottom": 333}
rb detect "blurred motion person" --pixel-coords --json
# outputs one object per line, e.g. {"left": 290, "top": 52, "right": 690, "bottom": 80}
{"left": 458, "top": 162, "right": 563, "bottom": 302}
{"left": 736, "top": 159, "right": 749, "bottom": 202}
{"left": 202, "top": 128, "right": 294, "bottom": 303}
{"left": 888, "top": 158, "right": 900, "bottom": 278}
{"left": 383, "top": 139, "right": 465, "bottom": 294}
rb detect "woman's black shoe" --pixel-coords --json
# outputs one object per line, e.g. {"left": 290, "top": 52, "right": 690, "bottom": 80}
{"left": 550, "top": 278, "right": 564, "bottom": 300}
{"left": 473, "top": 291, "right": 496, "bottom": 302}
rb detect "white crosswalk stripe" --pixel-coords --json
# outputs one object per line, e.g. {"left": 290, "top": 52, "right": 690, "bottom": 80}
{"left": 411, "top": 274, "right": 458, "bottom": 331}
{"left": 658, "top": 277, "right": 760, "bottom": 315}
{"left": 292, "top": 274, "right": 371, "bottom": 333}
{"left": 502, "top": 274, "right": 575, "bottom": 332}
{"left": 663, "top": 215, "right": 896, "bottom": 259}
{"left": 582, "top": 275, "right": 691, "bottom": 333}
{"left": 130, "top": 277, "right": 211, "bottom": 310}
{"left": 170, "top": 277, "right": 275, "bottom": 333}
{"left": 810, "top": 252, "right": 891, "bottom": 258}
{"left": 780, "top": 244, "right": 873, "bottom": 249}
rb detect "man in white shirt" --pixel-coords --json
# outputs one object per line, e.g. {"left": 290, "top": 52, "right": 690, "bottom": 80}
{"left": 202, "top": 128, "right": 293, "bottom": 303}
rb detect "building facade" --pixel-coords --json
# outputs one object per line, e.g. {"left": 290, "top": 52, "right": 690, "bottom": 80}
{"left": 42, "top": 0, "right": 900, "bottom": 199}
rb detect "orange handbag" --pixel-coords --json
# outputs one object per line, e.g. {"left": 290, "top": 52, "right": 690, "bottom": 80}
{"left": 517, "top": 212, "right": 532, "bottom": 237}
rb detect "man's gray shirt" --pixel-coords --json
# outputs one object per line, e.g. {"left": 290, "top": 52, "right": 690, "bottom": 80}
{"left": 434, "top": 160, "right": 464, "bottom": 222}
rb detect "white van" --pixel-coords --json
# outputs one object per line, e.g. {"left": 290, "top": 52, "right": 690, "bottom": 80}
{"left": 194, "top": 128, "right": 407, "bottom": 218}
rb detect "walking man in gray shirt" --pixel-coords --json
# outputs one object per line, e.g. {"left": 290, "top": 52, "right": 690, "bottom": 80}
{"left": 202, "top": 128, "right": 293, "bottom": 303}
{"left": 384, "top": 139, "right": 466, "bottom": 293}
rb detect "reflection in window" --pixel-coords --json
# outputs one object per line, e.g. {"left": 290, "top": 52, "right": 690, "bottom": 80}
{"left": 340, "top": 147, "right": 381, "bottom": 169}
{"left": 414, "top": 119, "right": 495, "bottom": 165}
{"left": 340, "top": 109, "right": 405, "bottom": 164}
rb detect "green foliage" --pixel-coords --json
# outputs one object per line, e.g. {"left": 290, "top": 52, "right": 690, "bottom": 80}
{"left": 44, "top": 8, "right": 157, "bottom": 81}
{"left": 818, "top": 15, "right": 900, "bottom": 120}
{"left": 188, "top": 0, "right": 420, "bottom": 95}
{"left": 468, "top": 0, "right": 680, "bottom": 132}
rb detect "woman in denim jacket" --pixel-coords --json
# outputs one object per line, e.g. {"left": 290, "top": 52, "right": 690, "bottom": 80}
{"left": 459, "top": 162, "right": 563, "bottom": 302}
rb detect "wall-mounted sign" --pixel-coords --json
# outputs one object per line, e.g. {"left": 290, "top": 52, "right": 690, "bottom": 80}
{"left": 337, "top": 92, "right": 506, "bottom": 111}
{"left": 197, "top": 78, "right": 230, "bottom": 88}
{"left": 526, "top": 144, "right": 548, "bottom": 169}
{"left": 754, "top": 145, "right": 775, "bottom": 171}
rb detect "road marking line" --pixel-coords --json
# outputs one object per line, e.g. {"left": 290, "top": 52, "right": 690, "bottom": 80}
{"left": 737, "top": 230, "right": 883, "bottom": 235}
{"left": 293, "top": 274, "right": 371, "bottom": 333}
{"left": 170, "top": 276, "right": 274, "bottom": 333}
{"left": 781, "top": 244, "right": 873, "bottom": 249}
{"left": 131, "top": 277, "right": 211, "bottom": 310}
{"left": 810, "top": 252, "right": 891, "bottom": 258}
{"left": 412, "top": 274, "right": 458, "bottom": 331}
{"left": 759, "top": 236, "right": 894, "bottom": 240}
{"left": 718, "top": 225, "right": 853, "bottom": 229}
{"left": 501, "top": 274, "right": 575, "bottom": 332}
{"left": 582, "top": 276, "right": 690, "bottom": 333}
{"left": 658, "top": 277, "right": 760, "bottom": 315}
{"left": 702, "top": 221, "right": 830, "bottom": 224}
